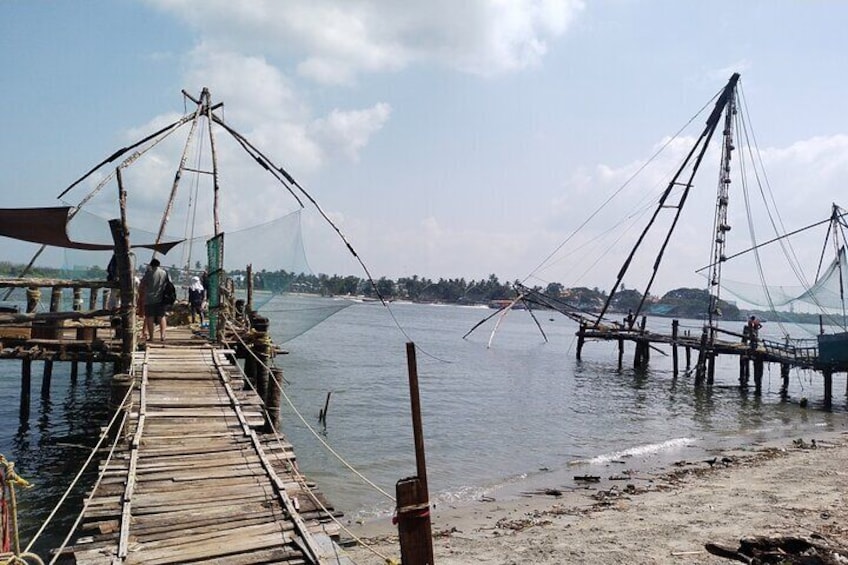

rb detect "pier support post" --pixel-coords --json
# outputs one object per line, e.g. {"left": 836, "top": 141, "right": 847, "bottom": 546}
{"left": 617, "top": 337, "right": 624, "bottom": 370}
{"left": 25, "top": 287, "right": 40, "bottom": 313}
{"left": 707, "top": 353, "right": 715, "bottom": 385}
{"left": 780, "top": 363, "right": 790, "bottom": 399}
{"left": 739, "top": 355, "right": 750, "bottom": 388}
{"left": 753, "top": 356, "right": 764, "bottom": 394}
{"left": 633, "top": 316, "right": 649, "bottom": 369}
{"left": 685, "top": 346, "right": 691, "bottom": 370}
{"left": 70, "top": 360, "right": 79, "bottom": 384}
{"left": 50, "top": 287, "right": 62, "bottom": 312}
{"left": 823, "top": 369, "right": 833, "bottom": 409}
{"left": 246, "top": 263, "right": 254, "bottom": 313}
{"left": 265, "top": 367, "right": 283, "bottom": 432}
{"left": 72, "top": 288, "right": 82, "bottom": 311}
{"left": 395, "top": 342, "right": 434, "bottom": 565}
{"left": 42, "top": 358, "right": 53, "bottom": 397}
{"left": 21, "top": 357, "right": 31, "bottom": 421}
{"left": 252, "top": 316, "right": 270, "bottom": 401}
{"left": 89, "top": 287, "right": 98, "bottom": 311}
{"left": 576, "top": 323, "right": 585, "bottom": 361}
{"left": 695, "top": 327, "right": 709, "bottom": 386}
{"left": 671, "top": 320, "right": 679, "bottom": 375}
{"left": 109, "top": 202, "right": 137, "bottom": 373}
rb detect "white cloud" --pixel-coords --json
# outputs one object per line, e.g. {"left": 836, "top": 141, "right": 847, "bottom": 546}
{"left": 146, "top": 0, "right": 584, "bottom": 83}
{"left": 311, "top": 103, "right": 392, "bottom": 161}
{"left": 536, "top": 132, "right": 848, "bottom": 294}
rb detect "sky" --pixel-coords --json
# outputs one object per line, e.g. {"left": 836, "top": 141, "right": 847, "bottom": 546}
{"left": 2, "top": 1, "right": 848, "bottom": 299}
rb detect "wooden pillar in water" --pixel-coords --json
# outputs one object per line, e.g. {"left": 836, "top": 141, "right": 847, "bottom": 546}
{"left": 26, "top": 287, "right": 40, "bottom": 313}
{"left": 395, "top": 342, "right": 434, "bottom": 565}
{"left": 109, "top": 173, "right": 137, "bottom": 373}
{"left": 50, "top": 287, "right": 62, "bottom": 312}
{"left": 70, "top": 359, "right": 79, "bottom": 384}
{"left": 265, "top": 367, "right": 283, "bottom": 432}
{"left": 576, "top": 323, "right": 585, "bottom": 361}
{"left": 253, "top": 316, "right": 270, "bottom": 401}
{"left": 739, "top": 354, "right": 750, "bottom": 387}
{"left": 707, "top": 353, "right": 715, "bottom": 385}
{"left": 671, "top": 320, "right": 679, "bottom": 375}
{"left": 88, "top": 287, "right": 98, "bottom": 311}
{"left": 823, "top": 369, "right": 833, "bottom": 409}
{"left": 246, "top": 263, "right": 254, "bottom": 313}
{"left": 640, "top": 316, "right": 649, "bottom": 366}
{"left": 780, "top": 363, "right": 790, "bottom": 399}
{"left": 695, "top": 327, "right": 709, "bottom": 385}
{"left": 72, "top": 288, "right": 82, "bottom": 311}
{"left": 617, "top": 337, "right": 624, "bottom": 370}
{"left": 42, "top": 358, "right": 53, "bottom": 397}
{"left": 633, "top": 341, "right": 643, "bottom": 369}
{"left": 685, "top": 346, "right": 691, "bottom": 370}
{"left": 753, "top": 356, "right": 764, "bottom": 394}
{"left": 21, "top": 357, "right": 32, "bottom": 421}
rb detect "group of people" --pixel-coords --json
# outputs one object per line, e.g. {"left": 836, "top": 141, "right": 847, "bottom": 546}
{"left": 133, "top": 259, "right": 208, "bottom": 342}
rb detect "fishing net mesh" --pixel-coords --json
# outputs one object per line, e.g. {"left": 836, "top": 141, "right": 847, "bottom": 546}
{"left": 3, "top": 208, "right": 352, "bottom": 342}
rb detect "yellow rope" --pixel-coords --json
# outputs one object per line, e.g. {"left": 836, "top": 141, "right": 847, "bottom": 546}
{"left": 0, "top": 457, "right": 38, "bottom": 565}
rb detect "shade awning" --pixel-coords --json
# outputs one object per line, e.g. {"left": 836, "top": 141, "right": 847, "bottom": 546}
{"left": 0, "top": 207, "right": 183, "bottom": 254}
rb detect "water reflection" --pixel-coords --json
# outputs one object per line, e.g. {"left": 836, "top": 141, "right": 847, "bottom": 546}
{"left": 0, "top": 360, "right": 114, "bottom": 557}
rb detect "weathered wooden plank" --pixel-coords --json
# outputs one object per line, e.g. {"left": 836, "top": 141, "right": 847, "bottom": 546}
{"left": 68, "top": 343, "right": 348, "bottom": 565}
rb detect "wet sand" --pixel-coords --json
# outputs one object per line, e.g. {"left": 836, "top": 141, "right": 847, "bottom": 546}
{"left": 340, "top": 428, "right": 848, "bottom": 564}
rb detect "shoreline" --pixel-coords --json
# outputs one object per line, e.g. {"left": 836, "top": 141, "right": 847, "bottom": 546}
{"left": 341, "top": 427, "right": 848, "bottom": 564}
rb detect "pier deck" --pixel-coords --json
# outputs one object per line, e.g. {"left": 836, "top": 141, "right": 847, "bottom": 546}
{"left": 64, "top": 331, "right": 351, "bottom": 564}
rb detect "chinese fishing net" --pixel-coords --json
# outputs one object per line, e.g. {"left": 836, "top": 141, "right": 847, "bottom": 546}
{"left": 5, "top": 207, "right": 352, "bottom": 343}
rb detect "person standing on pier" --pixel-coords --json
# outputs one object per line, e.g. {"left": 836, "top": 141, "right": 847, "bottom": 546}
{"left": 747, "top": 315, "right": 762, "bottom": 350}
{"left": 187, "top": 275, "right": 205, "bottom": 325}
{"left": 140, "top": 258, "right": 169, "bottom": 342}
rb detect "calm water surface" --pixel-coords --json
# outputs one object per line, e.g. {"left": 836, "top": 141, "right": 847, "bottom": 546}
{"left": 275, "top": 298, "right": 848, "bottom": 518}
{"left": 1, "top": 296, "right": 846, "bottom": 555}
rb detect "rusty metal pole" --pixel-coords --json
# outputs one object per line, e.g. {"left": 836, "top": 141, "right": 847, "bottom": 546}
{"left": 395, "top": 341, "right": 434, "bottom": 565}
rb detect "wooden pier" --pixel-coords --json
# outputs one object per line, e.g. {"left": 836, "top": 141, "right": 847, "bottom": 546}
{"left": 576, "top": 316, "right": 847, "bottom": 408}
{"left": 61, "top": 328, "right": 352, "bottom": 564}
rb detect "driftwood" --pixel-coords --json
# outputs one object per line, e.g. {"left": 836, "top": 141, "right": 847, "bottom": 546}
{"left": 706, "top": 535, "right": 848, "bottom": 564}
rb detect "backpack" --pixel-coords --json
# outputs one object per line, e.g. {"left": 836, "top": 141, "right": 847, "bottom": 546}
{"left": 162, "top": 275, "right": 177, "bottom": 306}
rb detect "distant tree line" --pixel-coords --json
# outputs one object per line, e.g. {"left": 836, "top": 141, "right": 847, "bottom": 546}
{"left": 0, "top": 260, "right": 825, "bottom": 324}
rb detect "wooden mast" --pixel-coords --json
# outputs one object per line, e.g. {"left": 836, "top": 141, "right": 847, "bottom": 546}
{"left": 595, "top": 73, "right": 741, "bottom": 326}
{"left": 203, "top": 88, "right": 222, "bottom": 237}
{"left": 152, "top": 94, "right": 205, "bottom": 260}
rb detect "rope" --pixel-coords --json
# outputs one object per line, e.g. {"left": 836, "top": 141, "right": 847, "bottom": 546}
{"left": 219, "top": 323, "right": 400, "bottom": 564}
{"left": 223, "top": 319, "right": 396, "bottom": 502}
{"left": 0, "top": 456, "right": 33, "bottom": 562}
{"left": 45, "top": 407, "right": 130, "bottom": 565}
{"left": 23, "top": 381, "right": 136, "bottom": 556}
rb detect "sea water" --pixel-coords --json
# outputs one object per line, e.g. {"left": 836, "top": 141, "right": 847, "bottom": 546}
{"left": 0, "top": 297, "right": 845, "bottom": 555}
{"left": 274, "top": 298, "right": 847, "bottom": 519}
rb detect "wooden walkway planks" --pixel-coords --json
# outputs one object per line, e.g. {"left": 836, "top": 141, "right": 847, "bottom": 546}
{"left": 65, "top": 341, "right": 353, "bottom": 564}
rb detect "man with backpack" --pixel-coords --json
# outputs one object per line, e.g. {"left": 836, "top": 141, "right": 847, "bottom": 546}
{"left": 140, "top": 258, "right": 173, "bottom": 342}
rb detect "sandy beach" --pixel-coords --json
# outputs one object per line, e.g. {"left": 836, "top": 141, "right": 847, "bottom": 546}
{"left": 341, "top": 427, "right": 848, "bottom": 564}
